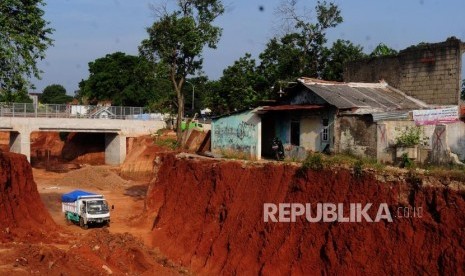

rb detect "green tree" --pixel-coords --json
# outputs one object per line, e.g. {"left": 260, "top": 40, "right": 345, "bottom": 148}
{"left": 204, "top": 53, "right": 266, "bottom": 113}
{"left": 321, "top": 39, "right": 366, "bottom": 81}
{"left": 259, "top": 34, "right": 306, "bottom": 90}
{"left": 78, "top": 52, "right": 169, "bottom": 106}
{"left": 139, "top": 0, "right": 224, "bottom": 141}
{"left": 370, "top": 43, "right": 398, "bottom": 57}
{"left": 0, "top": 0, "right": 53, "bottom": 102}
{"left": 259, "top": 1, "right": 342, "bottom": 92}
{"left": 40, "top": 84, "right": 72, "bottom": 104}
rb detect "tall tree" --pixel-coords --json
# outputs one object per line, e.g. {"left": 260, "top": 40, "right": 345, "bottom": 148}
{"left": 78, "top": 52, "right": 169, "bottom": 107}
{"left": 321, "top": 39, "right": 366, "bottom": 81}
{"left": 204, "top": 53, "right": 266, "bottom": 113}
{"left": 259, "top": 0, "right": 342, "bottom": 93}
{"left": 0, "top": 0, "right": 53, "bottom": 102}
{"left": 40, "top": 84, "right": 72, "bottom": 104}
{"left": 139, "top": 0, "right": 224, "bottom": 141}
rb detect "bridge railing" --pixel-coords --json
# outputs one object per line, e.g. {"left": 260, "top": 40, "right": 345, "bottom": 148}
{"left": 0, "top": 102, "right": 154, "bottom": 120}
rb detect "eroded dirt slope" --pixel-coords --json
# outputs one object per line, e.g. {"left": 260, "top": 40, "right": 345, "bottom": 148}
{"left": 0, "top": 152, "right": 57, "bottom": 242}
{"left": 0, "top": 151, "right": 186, "bottom": 275}
{"left": 147, "top": 154, "right": 465, "bottom": 275}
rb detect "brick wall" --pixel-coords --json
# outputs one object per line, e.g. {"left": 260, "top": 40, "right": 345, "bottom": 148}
{"left": 344, "top": 37, "right": 465, "bottom": 105}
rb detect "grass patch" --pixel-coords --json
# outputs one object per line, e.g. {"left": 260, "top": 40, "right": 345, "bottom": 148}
{"left": 298, "top": 152, "right": 386, "bottom": 176}
{"left": 154, "top": 138, "right": 178, "bottom": 150}
{"left": 424, "top": 165, "right": 465, "bottom": 183}
{"left": 219, "top": 149, "right": 253, "bottom": 160}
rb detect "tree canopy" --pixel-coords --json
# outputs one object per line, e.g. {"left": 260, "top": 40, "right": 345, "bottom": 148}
{"left": 370, "top": 43, "right": 398, "bottom": 57}
{"left": 0, "top": 0, "right": 53, "bottom": 102}
{"left": 202, "top": 0, "right": 355, "bottom": 114}
{"left": 40, "top": 84, "right": 72, "bottom": 104}
{"left": 139, "top": 0, "right": 225, "bottom": 141}
{"left": 321, "top": 39, "right": 366, "bottom": 81}
{"left": 78, "top": 52, "right": 170, "bottom": 107}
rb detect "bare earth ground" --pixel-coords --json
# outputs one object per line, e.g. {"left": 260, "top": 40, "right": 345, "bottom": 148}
{"left": 3, "top": 165, "right": 187, "bottom": 275}
{"left": 34, "top": 166, "right": 156, "bottom": 247}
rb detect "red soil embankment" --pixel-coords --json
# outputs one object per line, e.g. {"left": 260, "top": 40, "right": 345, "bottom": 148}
{"left": 121, "top": 135, "right": 163, "bottom": 181}
{"left": 0, "top": 152, "right": 184, "bottom": 275}
{"left": 147, "top": 154, "right": 465, "bottom": 275}
{"left": 0, "top": 152, "right": 57, "bottom": 242}
{"left": 0, "top": 132, "right": 9, "bottom": 152}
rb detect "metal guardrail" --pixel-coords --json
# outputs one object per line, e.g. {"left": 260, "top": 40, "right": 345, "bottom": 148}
{"left": 0, "top": 103, "right": 151, "bottom": 120}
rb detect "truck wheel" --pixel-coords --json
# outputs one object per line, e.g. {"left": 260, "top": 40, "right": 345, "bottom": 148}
{"left": 79, "top": 218, "right": 88, "bottom": 229}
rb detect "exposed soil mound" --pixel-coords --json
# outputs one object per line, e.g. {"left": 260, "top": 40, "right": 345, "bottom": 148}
{"left": 0, "top": 152, "right": 57, "bottom": 242}
{"left": 146, "top": 154, "right": 465, "bottom": 275}
{"left": 31, "top": 132, "right": 65, "bottom": 157}
{"left": 68, "top": 229, "right": 183, "bottom": 275}
{"left": 48, "top": 166, "right": 130, "bottom": 190}
{"left": 0, "top": 229, "right": 185, "bottom": 275}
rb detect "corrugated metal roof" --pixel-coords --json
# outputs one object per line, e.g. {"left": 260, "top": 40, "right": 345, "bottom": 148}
{"left": 372, "top": 111, "right": 411, "bottom": 121}
{"left": 261, "top": 105, "right": 325, "bottom": 111}
{"left": 298, "top": 78, "right": 428, "bottom": 112}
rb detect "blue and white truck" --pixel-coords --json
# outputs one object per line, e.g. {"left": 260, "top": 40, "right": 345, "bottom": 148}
{"left": 62, "top": 190, "right": 111, "bottom": 229}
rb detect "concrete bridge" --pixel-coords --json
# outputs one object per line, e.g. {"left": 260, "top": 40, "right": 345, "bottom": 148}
{"left": 0, "top": 103, "right": 166, "bottom": 164}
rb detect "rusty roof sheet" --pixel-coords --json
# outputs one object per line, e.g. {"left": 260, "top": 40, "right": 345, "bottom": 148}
{"left": 298, "top": 79, "right": 428, "bottom": 111}
{"left": 261, "top": 105, "right": 325, "bottom": 111}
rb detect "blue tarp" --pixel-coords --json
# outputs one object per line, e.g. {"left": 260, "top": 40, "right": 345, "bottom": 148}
{"left": 61, "top": 190, "right": 98, "bottom": 202}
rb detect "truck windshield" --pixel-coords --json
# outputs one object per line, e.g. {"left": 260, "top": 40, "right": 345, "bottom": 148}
{"left": 86, "top": 200, "right": 109, "bottom": 215}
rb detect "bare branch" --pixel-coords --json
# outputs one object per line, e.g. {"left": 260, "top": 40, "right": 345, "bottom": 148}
{"left": 272, "top": 0, "right": 315, "bottom": 36}
{"left": 148, "top": 0, "right": 170, "bottom": 19}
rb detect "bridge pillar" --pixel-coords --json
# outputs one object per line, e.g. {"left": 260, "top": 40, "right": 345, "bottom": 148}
{"left": 105, "top": 133, "right": 126, "bottom": 165}
{"left": 9, "top": 131, "right": 31, "bottom": 162}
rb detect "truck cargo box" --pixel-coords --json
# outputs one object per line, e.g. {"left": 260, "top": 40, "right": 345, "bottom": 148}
{"left": 61, "top": 190, "right": 102, "bottom": 202}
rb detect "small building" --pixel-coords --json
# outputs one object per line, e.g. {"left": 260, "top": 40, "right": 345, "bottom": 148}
{"left": 211, "top": 109, "right": 262, "bottom": 159}
{"left": 211, "top": 78, "right": 430, "bottom": 161}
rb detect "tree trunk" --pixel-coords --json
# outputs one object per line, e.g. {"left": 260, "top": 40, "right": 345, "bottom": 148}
{"left": 176, "top": 88, "right": 184, "bottom": 144}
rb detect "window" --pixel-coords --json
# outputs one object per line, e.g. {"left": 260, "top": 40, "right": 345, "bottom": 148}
{"left": 322, "top": 119, "right": 329, "bottom": 142}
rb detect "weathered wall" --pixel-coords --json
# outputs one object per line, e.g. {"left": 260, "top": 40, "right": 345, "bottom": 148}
{"left": 337, "top": 115, "right": 377, "bottom": 157}
{"left": 376, "top": 120, "right": 465, "bottom": 163}
{"left": 211, "top": 110, "right": 261, "bottom": 159}
{"left": 344, "top": 37, "right": 465, "bottom": 105}
{"left": 445, "top": 122, "right": 465, "bottom": 160}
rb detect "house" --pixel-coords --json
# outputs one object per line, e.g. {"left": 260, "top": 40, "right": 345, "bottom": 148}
{"left": 211, "top": 78, "right": 433, "bottom": 161}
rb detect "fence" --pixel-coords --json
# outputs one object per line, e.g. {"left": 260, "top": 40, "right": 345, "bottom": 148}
{"left": 0, "top": 103, "right": 149, "bottom": 120}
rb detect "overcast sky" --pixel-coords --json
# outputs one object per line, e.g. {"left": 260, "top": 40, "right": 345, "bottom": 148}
{"left": 32, "top": 0, "right": 465, "bottom": 95}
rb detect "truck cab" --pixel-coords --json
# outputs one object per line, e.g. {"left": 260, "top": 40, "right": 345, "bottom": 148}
{"left": 79, "top": 198, "right": 110, "bottom": 227}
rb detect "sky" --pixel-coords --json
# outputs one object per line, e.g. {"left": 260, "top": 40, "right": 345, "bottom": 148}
{"left": 32, "top": 0, "right": 465, "bottom": 95}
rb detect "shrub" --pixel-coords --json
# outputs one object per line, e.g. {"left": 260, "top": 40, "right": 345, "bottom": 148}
{"left": 400, "top": 153, "right": 415, "bottom": 169}
{"left": 154, "top": 138, "right": 178, "bottom": 150}
{"left": 302, "top": 153, "right": 324, "bottom": 171}
{"left": 395, "top": 127, "right": 422, "bottom": 147}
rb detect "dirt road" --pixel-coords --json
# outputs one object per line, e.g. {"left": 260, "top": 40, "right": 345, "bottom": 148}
{"left": 34, "top": 166, "right": 154, "bottom": 246}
